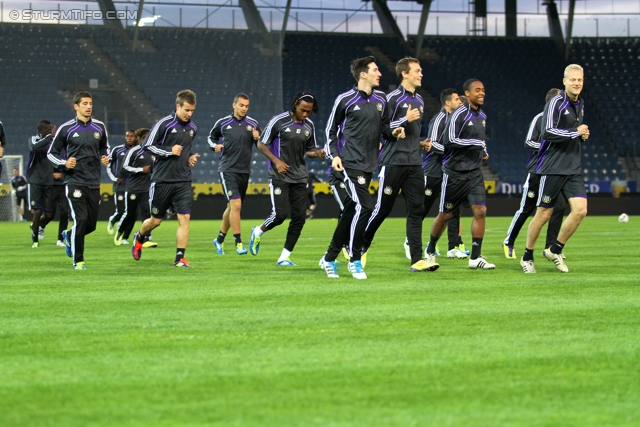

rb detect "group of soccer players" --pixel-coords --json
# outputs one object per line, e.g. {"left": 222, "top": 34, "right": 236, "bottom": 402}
{"left": 8, "top": 55, "right": 588, "bottom": 276}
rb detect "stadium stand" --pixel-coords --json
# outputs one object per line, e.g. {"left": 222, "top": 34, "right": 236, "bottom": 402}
{"left": 0, "top": 23, "right": 631, "bottom": 183}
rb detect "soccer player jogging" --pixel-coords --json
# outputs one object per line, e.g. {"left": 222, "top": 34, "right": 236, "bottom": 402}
{"left": 208, "top": 93, "right": 260, "bottom": 255}
{"left": 27, "top": 120, "right": 57, "bottom": 247}
{"left": 406, "top": 88, "right": 468, "bottom": 261}
{"left": 360, "top": 57, "right": 438, "bottom": 273}
{"left": 11, "top": 167, "right": 28, "bottom": 222}
{"left": 424, "top": 79, "right": 496, "bottom": 270}
{"left": 115, "top": 128, "right": 156, "bottom": 247}
{"left": 248, "top": 92, "right": 325, "bottom": 266}
{"left": 521, "top": 65, "right": 589, "bottom": 274}
{"left": 503, "top": 88, "right": 566, "bottom": 259}
{"left": 106, "top": 130, "right": 137, "bottom": 235}
{"left": 47, "top": 91, "right": 110, "bottom": 270}
{"left": 319, "top": 56, "right": 404, "bottom": 279}
{"left": 131, "top": 90, "right": 200, "bottom": 268}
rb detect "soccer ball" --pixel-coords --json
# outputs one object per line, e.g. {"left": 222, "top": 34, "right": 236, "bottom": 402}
{"left": 618, "top": 213, "right": 629, "bottom": 223}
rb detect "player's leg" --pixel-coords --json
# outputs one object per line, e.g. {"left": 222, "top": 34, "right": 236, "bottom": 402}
{"left": 402, "top": 167, "right": 427, "bottom": 266}
{"left": 362, "top": 166, "right": 400, "bottom": 253}
{"left": 107, "top": 192, "right": 122, "bottom": 234}
{"left": 250, "top": 179, "right": 289, "bottom": 256}
{"left": 446, "top": 208, "right": 468, "bottom": 259}
{"left": 503, "top": 173, "right": 539, "bottom": 258}
{"left": 545, "top": 192, "right": 567, "bottom": 248}
{"left": 171, "top": 182, "right": 194, "bottom": 266}
{"left": 65, "top": 185, "right": 90, "bottom": 267}
{"left": 115, "top": 192, "right": 133, "bottom": 245}
{"left": 548, "top": 176, "right": 587, "bottom": 257}
{"left": 278, "top": 182, "right": 307, "bottom": 266}
{"left": 132, "top": 183, "right": 167, "bottom": 261}
{"left": 28, "top": 184, "right": 46, "bottom": 247}
{"left": 524, "top": 175, "right": 561, "bottom": 262}
{"left": 426, "top": 174, "right": 456, "bottom": 257}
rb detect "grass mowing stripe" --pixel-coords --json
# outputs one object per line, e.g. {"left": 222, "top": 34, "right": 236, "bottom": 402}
{"left": 1, "top": 216, "right": 639, "bottom": 426}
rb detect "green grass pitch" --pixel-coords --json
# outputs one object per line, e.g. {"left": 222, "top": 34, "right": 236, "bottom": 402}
{"left": 1, "top": 215, "right": 639, "bottom": 426}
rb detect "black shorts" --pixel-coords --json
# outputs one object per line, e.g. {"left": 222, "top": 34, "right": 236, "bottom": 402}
{"left": 46, "top": 185, "right": 68, "bottom": 213}
{"left": 440, "top": 169, "right": 486, "bottom": 213}
{"left": 149, "top": 181, "right": 193, "bottom": 218}
{"left": 16, "top": 193, "right": 27, "bottom": 206}
{"left": 28, "top": 184, "right": 48, "bottom": 210}
{"left": 219, "top": 172, "right": 249, "bottom": 202}
{"left": 538, "top": 174, "right": 587, "bottom": 208}
{"left": 424, "top": 175, "right": 443, "bottom": 199}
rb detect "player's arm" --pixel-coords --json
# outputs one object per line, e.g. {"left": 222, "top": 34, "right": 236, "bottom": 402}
{"left": 258, "top": 118, "right": 288, "bottom": 173}
{"left": 29, "top": 134, "right": 53, "bottom": 152}
{"left": 207, "top": 119, "right": 224, "bottom": 153}
{"left": 381, "top": 98, "right": 403, "bottom": 140}
{"left": 325, "top": 97, "right": 347, "bottom": 160}
{"left": 542, "top": 97, "right": 581, "bottom": 143}
{"left": 428, "top": 113, "right": 446, "bottom": 154}
{"left": 144, "top": 121, "right": 175, "bottom": 158}
{"left": 304, "top": 121, "right": 325, "bottom": 158}
{"left": 525, "top": 113, "right": 543, "bottom": 151}
{"left": 443, "top": 107, "right": 484, "bottom": 150}
{"left": 123, "top": 145, "right": 145, "bottom": 174}
{"left": 47, "top": 125, "right": 70, "bottom": 168}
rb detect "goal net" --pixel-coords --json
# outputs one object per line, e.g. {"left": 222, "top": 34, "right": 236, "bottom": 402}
{"left": 0, "top": 155, "right": 24, "bottom": 222}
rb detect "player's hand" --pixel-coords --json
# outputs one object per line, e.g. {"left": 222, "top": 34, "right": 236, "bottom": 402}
{"left": 53, "top": 172, "right": 63, "bottom": 180}
{"left": 314, "top": 149, "right": 326, "bottom": 158}
{"left": 392, "top": 127, "right": 406, "bottom": 139}
{"left": 483, "top": 152, "right": 489, "bottom": 161}
{"left": 188, "top": 153, "right": 200, "bottom": 167}
{"left": 214, "top": 144, "right": 223, "bottom": 153}
{"left": 172, "top": 145, "right": 183, "bottom": 156}
{"left": 420, "top": 138, "right": 432, "bottom": 152}
{"left": 0, "top": 146, "right": 4, "bottom": 158}
{"left": 66, "top": 157, "right": 77, "bottom": 169}
{"left": 331, "top": 156, "right": 343, "bottom": 172}
{"left": 142, "top": 165, "right": 151, "bottom": 174}
{"left": 101, "top": 155, "right": 109, "bottom": 166}
{"left": 406, "top": 105, "right": 421, "bottom": 122}
{"left": 116, "top": 178, "right": 123, "bottom": 185}
{"left": 578, "top": 124, "right": 589, "bottom": 140}
{"left": 274, "top": 159, "right": 289, "bottom": 174}
{"left": 252, "top": 128, "right": 260, "bottom": 140}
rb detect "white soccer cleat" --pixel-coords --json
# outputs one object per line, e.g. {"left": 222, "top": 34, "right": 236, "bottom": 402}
{"left": 469, "top": 255, "right": 495, "bottom": 270}
{"left": 38, "top": 227, "right": 45, "bottom": 240}
{"left": 520, "top": 258, "right": 536, "bottom": 274}
{"left": 447, "top": 248, "right": 468, "bottom": 259}
{"left": 348, "top": 260, "right": 367, "bottom": 280}
{"left": 543, "top": 248, "right": 569, "bottom": 273}
{"left": 403, "top": 238, "right": 411, "bottom": 260}
{"left": 319, "top": 255, "right": 340, "bottom": 278}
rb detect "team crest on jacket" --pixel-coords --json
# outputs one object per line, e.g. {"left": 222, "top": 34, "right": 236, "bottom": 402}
{"left": 246, "top": 125, "right": 253, "bottom": 132}
{"left": 73, "top": 189, "right": 82, "bottom": 198}
{"left": 383, "top": 186, "right": 393, "bottom": 195}
{"left": 189, "top": 130, "right": 194, "bottom": 137}
{"left": 419, "top": 106, "right": 424, "bottom": 113}
{"left": 94, "top": 132, "right": 101, "bottom": 139}
{"left": 527, "top": 191, "right": 535, "bottom": 198}
{"left": 357, "top": 176, "right": 366, "bottom": 185}
{"left": 445, "top": 202, "right": 454, "bottom": 210}
{"left": 340, "top": 182, "right": 346, "bottom": 188}
{"left": 425, "top": 188, "right": 433, "bottom": 196}
{"left": 542, "top": 195, "right": 552, "bottom": 204}
{"left": 130, "top": 194, "right": 137, "bottom": 200}
{"left": 482, "top": 120, "right": 486, "bottom": 127}
{"left": 274, "top": 187, "right": 282, "bottom": 195}
{"left": 376, "top": 103, "right": 383, "bottom": 112}
{"left": 304, "top": 130, "right": 310, "bottom": 137}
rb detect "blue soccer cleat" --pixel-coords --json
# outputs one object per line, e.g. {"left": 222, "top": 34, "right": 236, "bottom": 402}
{"left": 61, "top": 230, "right": 72, "bottom": 258}
{"left": 249, "top": 226, "right": 261, "bottom": 256}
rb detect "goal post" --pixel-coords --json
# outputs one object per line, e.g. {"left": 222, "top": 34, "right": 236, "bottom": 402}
{"left": 0, "top": 155, "right": 25, "bottom": 222}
